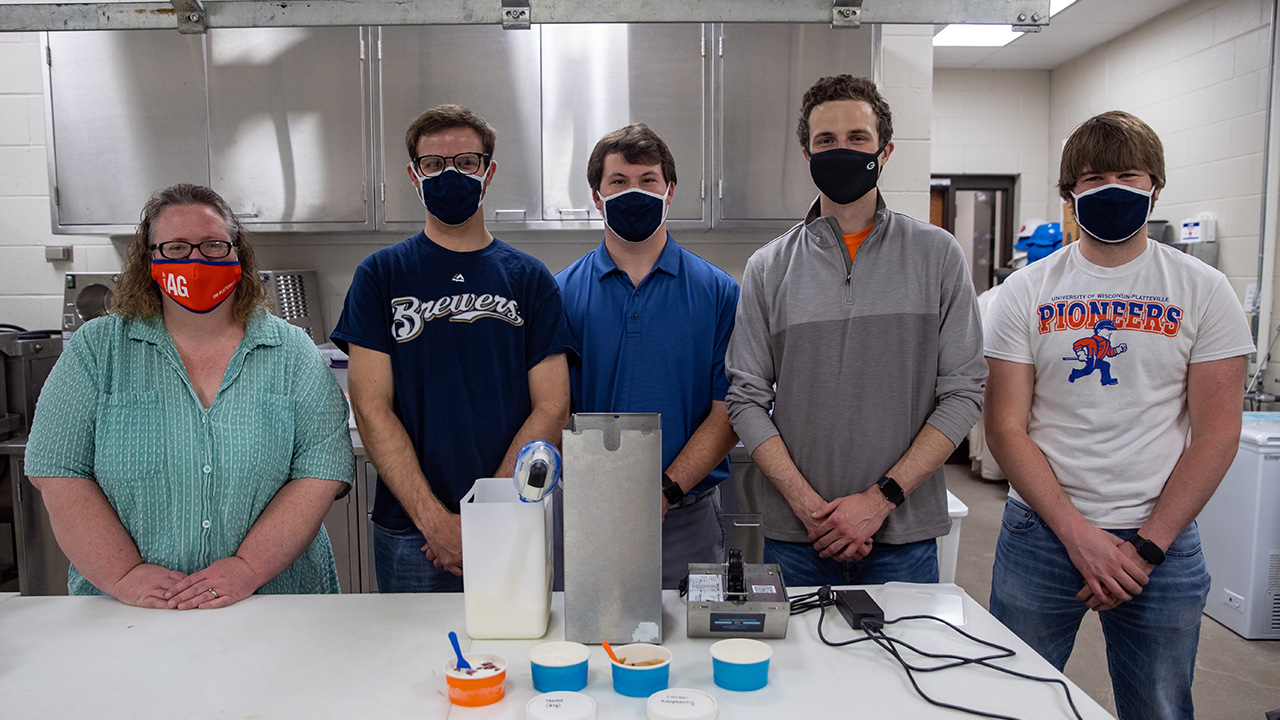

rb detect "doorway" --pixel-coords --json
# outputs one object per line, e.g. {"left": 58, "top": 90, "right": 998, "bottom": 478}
{"left": 929, "top": 175, "right": 1016, "bottom": 293}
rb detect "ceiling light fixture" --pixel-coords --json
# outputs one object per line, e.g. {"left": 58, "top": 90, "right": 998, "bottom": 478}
{"left": 933, "top": 0, "right": 1078, "bottom": 48}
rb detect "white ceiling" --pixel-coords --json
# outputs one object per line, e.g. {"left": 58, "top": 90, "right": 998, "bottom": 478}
{"left": 933, "top": 0, "right": 1194, "bottom": 70}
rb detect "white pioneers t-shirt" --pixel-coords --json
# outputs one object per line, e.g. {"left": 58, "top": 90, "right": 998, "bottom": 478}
{"left": 984, "top": 239, "right": 1254, "bottom": 528}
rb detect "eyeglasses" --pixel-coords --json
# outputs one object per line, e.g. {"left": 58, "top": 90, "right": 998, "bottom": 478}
{"left": 149, "top": 240, "right": 238, "bottom": 260}
{"left": 413, "top": 152, "right": 490, "bottom": 177}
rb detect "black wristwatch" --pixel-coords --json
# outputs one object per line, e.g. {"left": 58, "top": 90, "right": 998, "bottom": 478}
{"left": 1128, "top": 534, "right": 1166, "bottom": 566}
{"left": 662, "top": 472, "right": 685, "bottom": 505}
{"left": 875, "top": 476, "right": 906, "bottom": 507}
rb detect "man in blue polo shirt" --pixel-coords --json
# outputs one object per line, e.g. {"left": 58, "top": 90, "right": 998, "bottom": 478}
{"left": 556, "top": 123, "right": 740, "bottom": 589}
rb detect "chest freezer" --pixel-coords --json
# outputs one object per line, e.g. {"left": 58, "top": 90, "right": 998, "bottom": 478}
{"left": 1199, "top": 413, "right": 1280, "bottom": 639}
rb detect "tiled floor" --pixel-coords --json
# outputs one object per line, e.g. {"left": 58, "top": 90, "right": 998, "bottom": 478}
{"left": 945, "top": 463, "right": 1280, "bottom": 720}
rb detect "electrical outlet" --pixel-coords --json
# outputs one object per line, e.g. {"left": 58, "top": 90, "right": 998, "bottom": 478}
{"left": 1224, "top": 590, "right": 1244, "bottom": 612}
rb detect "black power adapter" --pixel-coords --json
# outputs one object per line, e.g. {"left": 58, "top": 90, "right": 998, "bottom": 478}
{"left": 834, "top": 589, "right": 884, "bottom": 630}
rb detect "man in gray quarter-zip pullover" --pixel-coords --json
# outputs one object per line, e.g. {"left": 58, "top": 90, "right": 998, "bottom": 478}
{"left": 725, "top": 75, "right": 986, "bottom": 587}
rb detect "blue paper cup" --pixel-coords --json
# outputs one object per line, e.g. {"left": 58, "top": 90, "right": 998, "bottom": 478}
{"left": 710, "top": 638, "right": 772, "bottom": 692}
{"left": 609, "top": 643, "right": 671, "bottom": 697}
{"left": 529, "top": 641, "right": 591, "bottom": 693}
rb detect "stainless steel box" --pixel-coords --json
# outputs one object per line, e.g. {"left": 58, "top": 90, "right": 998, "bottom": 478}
{"left": 562, "top": 413, "right": 663, "bottom": 644}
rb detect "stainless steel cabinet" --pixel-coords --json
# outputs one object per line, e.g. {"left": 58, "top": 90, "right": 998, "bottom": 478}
{"left": 715, "top": 24, "right": 878, "bottom": 223}
{"left": 45, "top": 31, "right": 209, "bottom": 228}
{"left": 324, "top": 469, "right": 362, "bottom": 594}
{"left": 540, "top": 24, "right": 707, "bottom": 224}
{"left": 377, "top": 25, "right": 542, "bottom": 230}
{"left": 207, "top": 27, "right": 370, "bottom": 228}
{"left": 43, "top": 28, "right": 372, "bottom": 233}
{"left": 723, "top": 445, "right": 764, "bottom": 564}
{"left": 8, "top": 451, "right": 68, "bottom": 596}
{"left": 357, "top": 458, "right": 380, "bottom": 593}
{"left": 45, "top": 23, "right": 877, "bottom": 235}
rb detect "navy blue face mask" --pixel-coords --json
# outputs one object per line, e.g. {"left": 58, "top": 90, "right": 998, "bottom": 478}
{"left": 1071, "top": 183, "right": 1153, "bottom": 243}
{"left": 808, "top": 143, "right": 886, "bottom": 205}
{"left": 601, "top": 186, "right": 670, "bottom": 243}
{"left": 416, "top": 166, "right": 486, "bottom": 226}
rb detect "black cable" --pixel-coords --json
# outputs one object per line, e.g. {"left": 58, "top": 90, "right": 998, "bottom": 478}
{"left": 859, "top": 619, "right": 1085, "bottom": 720}
{"left": 860, "top": 622, "right": 1025, "bottom": 720}
{"left": 789, "top": 589, "right": 1086, "bottom": 720}
{"left": 788, "top": 587, "right": 828, "bottom": 615}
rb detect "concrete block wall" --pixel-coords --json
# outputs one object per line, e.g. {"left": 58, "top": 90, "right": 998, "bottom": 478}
{"left": 1, "top": 32, "right": 122, "bottom": 332}
{"left": 0, "top": 25, "right": 935, "bottom": 334}
{"left": 1048, "top": 0, "right": 1271, "bottom": 372}
{"left": 879, "top": 24, "right": 935, "bottom": 222}
{"left": 931, "top": 68, "right": 1053, "bottom": 227}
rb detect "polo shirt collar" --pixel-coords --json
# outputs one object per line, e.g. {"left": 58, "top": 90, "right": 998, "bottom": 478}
{"left": 591, "top": 233, "right": 682, "bottom": 282}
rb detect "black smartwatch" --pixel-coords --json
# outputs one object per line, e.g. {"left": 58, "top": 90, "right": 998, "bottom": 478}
{"left": 1127, "top": 534, "right": 1166, "bottom": 566}
{"left": 875, "top": 476, "right": 906, "bottom": 507}
{"left": 662, "top": 472, "right": 685, "bottom": 505}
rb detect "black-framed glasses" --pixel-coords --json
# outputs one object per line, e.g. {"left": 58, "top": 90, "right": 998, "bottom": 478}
{"left": 149, "top": 240, "right": 238, "bottom": 260}
{"left": 413, "top": 152, "right": 490, "bottom": 177}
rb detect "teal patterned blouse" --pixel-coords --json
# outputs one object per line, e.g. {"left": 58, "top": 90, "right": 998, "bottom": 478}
{"left": 25, "top": 311, "right": 354, "bottom": 596}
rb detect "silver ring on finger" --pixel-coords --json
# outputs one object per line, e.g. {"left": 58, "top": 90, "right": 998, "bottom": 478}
{"left": 208, "top": 588, "right": 219, "bottom": 599}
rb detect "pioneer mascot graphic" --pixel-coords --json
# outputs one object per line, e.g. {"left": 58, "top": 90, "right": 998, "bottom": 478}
{"left": 1067, "top": 319, "right": 1127, "bottom": 385}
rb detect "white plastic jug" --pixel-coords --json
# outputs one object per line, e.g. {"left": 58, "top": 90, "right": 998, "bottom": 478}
{"left": 460, "top": 477, "right": 554, "bottom": 639}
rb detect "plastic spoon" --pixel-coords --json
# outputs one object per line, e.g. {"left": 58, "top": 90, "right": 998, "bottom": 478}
{"left": 602, "top": 640, "right": 623, "bottom": 665}
{"left": 449, "top": 631, "right": 471, "bottom": 670}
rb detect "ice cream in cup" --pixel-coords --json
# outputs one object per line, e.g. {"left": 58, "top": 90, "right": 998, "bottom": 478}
{"left": 608, "top": 643, "right": 672, "bottom": 697}
{"left": 444, "top": 652, "right": 507, "bottom": 707}
{"left": 530, "top": 641, "right": 591, "bottom": 692}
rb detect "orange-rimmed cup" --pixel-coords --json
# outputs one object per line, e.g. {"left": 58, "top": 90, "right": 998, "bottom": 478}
{"left": 444, "top": 652, "right": 508, "bottom": 707}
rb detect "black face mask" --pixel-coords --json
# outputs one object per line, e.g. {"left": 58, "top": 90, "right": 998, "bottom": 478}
{"left": 808, "top": 143, "right": 887, "bottom": 205}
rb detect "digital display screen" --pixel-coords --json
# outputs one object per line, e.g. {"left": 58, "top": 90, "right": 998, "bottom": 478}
{"left": 710, "top": 612, "right": 766, "bottom": 633}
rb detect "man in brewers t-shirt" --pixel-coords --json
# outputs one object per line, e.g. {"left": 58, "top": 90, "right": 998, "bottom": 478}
{"left": 984, "top": 111, "right": 1253, "bottom": 719}
{"left": 333, "top": 104, "right": 571, "bottom": 592}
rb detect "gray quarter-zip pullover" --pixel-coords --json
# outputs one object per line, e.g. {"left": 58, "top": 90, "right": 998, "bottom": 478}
{"left": 726, "top": 197, "right": 986, "bottom": 544}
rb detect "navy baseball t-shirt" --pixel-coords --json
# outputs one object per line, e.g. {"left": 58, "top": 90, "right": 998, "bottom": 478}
{"left": 332, "top": 232, "right": 571, "bottom": 528}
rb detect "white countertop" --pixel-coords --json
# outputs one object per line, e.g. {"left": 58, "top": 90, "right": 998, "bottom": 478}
{"left": 0, "top": 586, "right": 1114, "bottom": 719}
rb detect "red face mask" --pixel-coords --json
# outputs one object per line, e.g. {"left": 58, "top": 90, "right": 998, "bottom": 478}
{"left": 150, "top": 259, "right": 243, "bottom": 314}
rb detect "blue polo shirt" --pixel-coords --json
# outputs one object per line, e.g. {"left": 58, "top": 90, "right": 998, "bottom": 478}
{"left": 556, "top": 235, "right": 739, "bottom": 495}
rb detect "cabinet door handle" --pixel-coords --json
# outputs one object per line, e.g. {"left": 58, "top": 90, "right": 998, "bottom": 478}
{"left": 557, "top": 209, "right": 591, "bottom": 219}
{"left": 233, "top": 211, "right": 258, "bottom": 218}
{"left": 494, "top": 209, "right": 527, "bottom": 221}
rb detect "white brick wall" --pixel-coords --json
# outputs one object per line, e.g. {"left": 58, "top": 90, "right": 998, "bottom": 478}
{"left": 0, "top": 32, "right": 117, "bottom": 331}
{"left": 931, "top": 68, "right": 1053, "bottom": 229}
{"left": 0, "top": 26, "right": 933, "bottom": 331}
{"left": 1049, "top": 0, "right": 1271, "bottom": 376}
{"left": 879, "top": 25, "right": 935, "bottom": 221}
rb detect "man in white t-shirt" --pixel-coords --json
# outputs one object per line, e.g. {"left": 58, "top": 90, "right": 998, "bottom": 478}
{"left": 984, "top": 111, "right": 1253, "bottom": 720}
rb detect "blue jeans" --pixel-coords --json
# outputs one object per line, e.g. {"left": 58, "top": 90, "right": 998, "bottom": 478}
{"left": 372, "top": 520, "right": 464, "bottom": 593}
{"left": 763, "top": 536, "right": 939, "bottom": 587}
{"left": 990, "top": 498, "right": 1209, "bottom": 720}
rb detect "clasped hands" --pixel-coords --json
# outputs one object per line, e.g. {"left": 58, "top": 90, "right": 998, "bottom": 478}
{"left": 1068, "top": 526, "right": 1154, "bottom": 612}
{"left": 111, "top": 557, "right": 263, "bottom": 610}
{"left": 420, "top": 511, "right": 464, "bottom": 576}
{"left": 802, "top": 488, "right": 892, "bottom": 562}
